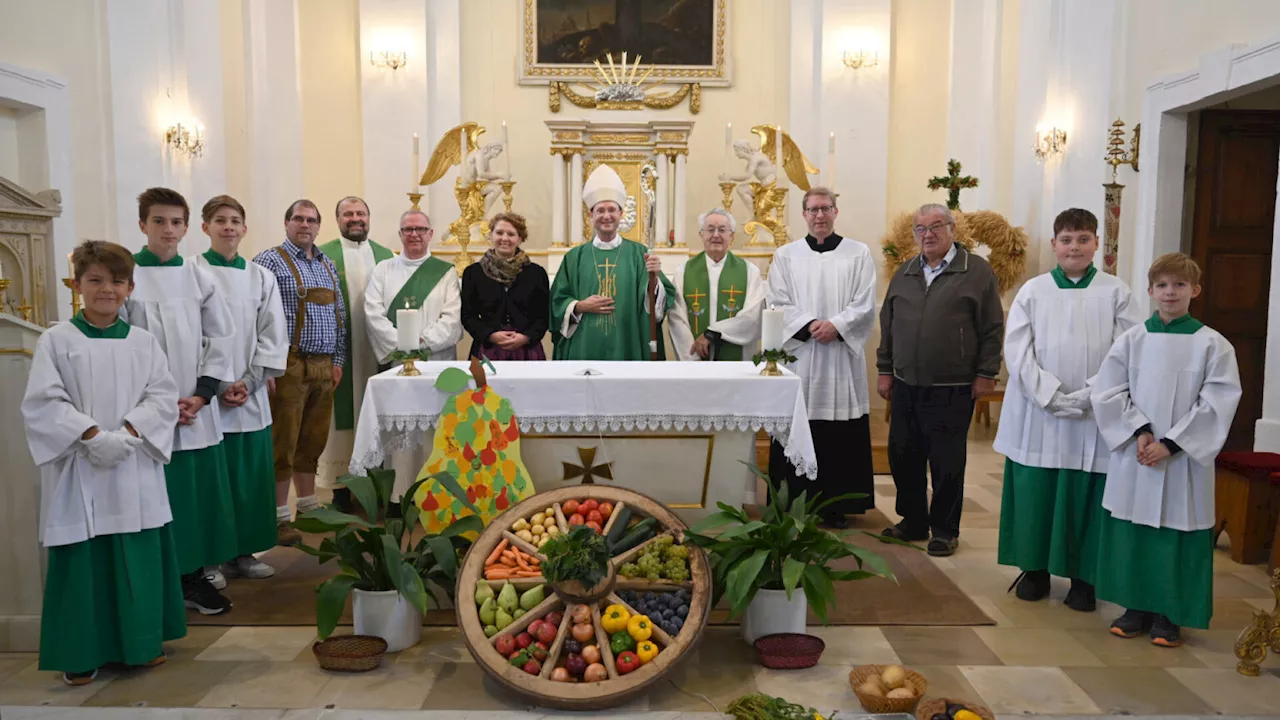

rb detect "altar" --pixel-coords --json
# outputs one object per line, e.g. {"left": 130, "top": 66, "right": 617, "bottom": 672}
{"left": 349, "top": 360, "right": 817, "bottom": 521}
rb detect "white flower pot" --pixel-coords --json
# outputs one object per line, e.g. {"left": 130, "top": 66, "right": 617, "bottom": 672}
{"left": 352, "top": 588, "right": 422, "bottom": 652}
{"left": 741, "top": 587, "right": 807, "bottom": 644}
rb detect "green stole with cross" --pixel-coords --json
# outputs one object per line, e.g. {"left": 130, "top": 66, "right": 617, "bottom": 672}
{"left": 387, "top": 256, "right": 455, "bottom": 325}
{"left": 318, "top": 238, "right": 393, "bottom": 430}
{"left": 683, "top": 251, "right": 749, "bottom": 361}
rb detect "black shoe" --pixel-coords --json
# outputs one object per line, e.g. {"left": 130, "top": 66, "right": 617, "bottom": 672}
{"left": 927, "top": 536, "right": 958, "bottom": 557}
{"left": 62, "top": 669, "right": 97, "bottom": 686}
{"left": 1109, "top": 608, "right": 1154, "bottom": 638}
{"left": 183, "top": 573, "right": 232, "bottom": 616}
{"left": 822, "top": 513, "right": 849, "bottom": 529}
{"left": 1150, "top": 614, "right": 1183, "bottom": 647}
{"left": 880, "top": 522, "right": 929, "bottom": 542}
{"left": 1009, "top": 570, "right": 1050, "bottom": 601}
{"left": 332, "top": 488, "right": 355, "bottom": 514}
{"left": 1064, "top": 579, "right": 1096, "bottom": 612}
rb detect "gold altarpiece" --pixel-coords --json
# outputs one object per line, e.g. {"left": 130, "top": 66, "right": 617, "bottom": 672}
{"left": 0, "top": 177, "right": 60, "bottom": 325}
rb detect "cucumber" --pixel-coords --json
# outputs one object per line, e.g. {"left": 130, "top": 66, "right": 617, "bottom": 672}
{"left": 605, "top": 506, "right": 633, "bottom": 547}
{"left": 611, "top": 517, "right": 659, "bottom": 554}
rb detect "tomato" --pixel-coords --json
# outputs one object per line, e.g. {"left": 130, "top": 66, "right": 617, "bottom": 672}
{"left": 581, "top": 499, "right": 599, "bottom": 513}
{"left": 598, "top": 501, "right": 614, "bottom": 519}
{"left": 581, "top": 644, "right": 601, "bottom": 664}
{"left": 586, "top": 509, "right": 604, "bottom": 525}
{"left": 562, "top": 499, "right": 581, "bottom": 515}
{"left": 571, "top": 623, "right": 596, "bottom": 643}
{"left": 569, "top": 513, "right": 586, "bottom": 526}
{"left": 586, "top": 520, "right": 604, "bottom": 534}
{"left": 615, "top": 650, "right": 641, "bottom": 675}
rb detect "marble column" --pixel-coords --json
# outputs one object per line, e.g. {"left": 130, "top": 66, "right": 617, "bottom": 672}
{"left": 654, "top": 153, "right": 671, "bottom": 250}
{"left": 673, "top": 152, "right": 688, "bottom": 247}
{"left": 551, "top": 151, "right": 567, "bottom": 246}
{"left": 569, "top": 151, "right": 584, "bottom": 244}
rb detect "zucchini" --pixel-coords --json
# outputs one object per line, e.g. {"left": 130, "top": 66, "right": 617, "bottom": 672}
{"left": 605, "top": 506, "right": 633, "bottom": 547}
{"left": 611, "top": 517, "right": 659, "bottom": 554}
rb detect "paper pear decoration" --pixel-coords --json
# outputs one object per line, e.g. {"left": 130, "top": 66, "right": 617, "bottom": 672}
{"left": 413, "top": 357, "right": 535, "bottom": 533}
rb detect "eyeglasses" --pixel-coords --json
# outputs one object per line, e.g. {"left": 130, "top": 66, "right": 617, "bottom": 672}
{"left": 701, "top": 226, "right": 732, "bottom": 236}
{"left": 804, "top": 205, "right": 836, "bottom": 216}
{"left": 913, "top": 221, "right": 952, "bottom": 236}
{"left": 291, "top": 216, "right": 321, "bottom": 225}
{"left": 401, "top": 227, "right": 432, "bottom": 235}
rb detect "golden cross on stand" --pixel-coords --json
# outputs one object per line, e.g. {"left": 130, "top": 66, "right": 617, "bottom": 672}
{"left": 722, "top": 284, "right": 744, "bottom": 312}
{"left": 562, "top": 446, "right": 613, "bottom": 485}
{"left": 686, "top": 287, "right": 707, "bottom": 313}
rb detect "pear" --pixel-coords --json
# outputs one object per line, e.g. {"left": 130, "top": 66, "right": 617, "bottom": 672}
{"left": 519, "top": 584, "right": 545, "bottom": 611}
{"left": 478, "top": 597, "right": 497, "bottom": 625}
{"left": 475, "top": 580, "right": 495, "bottom": 607}
{"left": 495, "top": 607, "right": 514, "bottom": 630}
{"left": 497, "top": 581, "right": 519, "bottom": 613}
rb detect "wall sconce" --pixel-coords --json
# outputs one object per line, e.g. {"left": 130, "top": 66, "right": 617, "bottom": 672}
{"left": 370, "top": 51, "right": 408, "bottom": 71}
{"left": 164, "top": 122, "right": 204, "bottom": 159}
{"left": 842, "top": 49, "right": 879, "bottom": 69}
{"left": 1033, "top": 125, "right": 1067, "bottom": 162}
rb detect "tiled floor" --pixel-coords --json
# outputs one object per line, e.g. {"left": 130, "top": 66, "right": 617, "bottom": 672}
{"left": 1, "top": 431, "right": 1276, "bottom": 716}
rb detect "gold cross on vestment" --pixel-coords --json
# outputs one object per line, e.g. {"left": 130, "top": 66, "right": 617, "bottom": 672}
{"left": 596, "top": 258, "right": 618, "bottom": 298}
{"left": 722, "top": 285, "right": 744, "bottom": 311}
{"left": 686, "top": 288, "right": 707, "bottom": 313}
{"left": 562, "top": 446, "right": 613, "bottom": 485}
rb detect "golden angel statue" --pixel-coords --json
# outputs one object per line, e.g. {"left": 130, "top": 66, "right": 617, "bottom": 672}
{"left": 719, "top": 125, "right": 818, "bottom": 245}
{"left": 420, "top": 122, "right": 511, "bottom": 244}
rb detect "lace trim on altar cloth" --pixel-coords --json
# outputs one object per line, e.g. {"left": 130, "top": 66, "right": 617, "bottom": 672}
{"left": 350, "top": 413, "right": 818, "bottom": 479}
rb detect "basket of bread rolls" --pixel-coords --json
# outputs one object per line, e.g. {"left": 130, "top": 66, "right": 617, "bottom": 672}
{"left": 849, "top": 663, "right": 927, "bottom": 713}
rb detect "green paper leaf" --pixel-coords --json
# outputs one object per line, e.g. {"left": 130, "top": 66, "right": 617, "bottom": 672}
{"left": 434, "top": 367, "right": 472, "bottom": 393}
{"left": 496, "top": 401, "right": 514, "bottom": 425}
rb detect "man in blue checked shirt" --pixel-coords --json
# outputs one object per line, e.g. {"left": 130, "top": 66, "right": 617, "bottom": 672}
{"left": 252, "top": 199, "right": 347, "bottom": 546}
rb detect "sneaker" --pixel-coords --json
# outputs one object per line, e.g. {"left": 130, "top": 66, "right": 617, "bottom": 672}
{"left": 1109, "top": 608, "right": 1154, "bottom": 638}
{"left": 276, "top": 520, "right": 302, "bottom": 547}
{"left": 1010, "top": 570, "right": 1050, "bottom": 601}
{"left": 880, "top": 522, "right": 929, "bottom": 543}
{"left": 1150, "top": 614, "right": 1183, "bottom": 647}
{"left": 927, "top": 536, "right": 959, "bottom": 557}
{"left": 1064, "top": 579, "right": 1096, "bottom": 612}
{"left": 203, "top": 566, "right": 227, "bottom": 590}
{"left": 221, "top": 554, "right": 276, "bottom": 580}
{"left": 183, "top": 574, "right": 232, "bottom": 616}
{"left": 62, "top": 669, "right": 97, "bottom": 686}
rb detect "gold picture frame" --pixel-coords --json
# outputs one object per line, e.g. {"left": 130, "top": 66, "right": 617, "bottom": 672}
{"left": 520, "top": 0, "right": 731, "bottom": 87}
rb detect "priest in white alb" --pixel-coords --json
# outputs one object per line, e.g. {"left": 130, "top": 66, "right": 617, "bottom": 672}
{"left": 669, "top": 208, "right": 765, "bottom": 361}
{"left": 766, "top": 187, "right": 878, "bottom": 528}
{"left": 365, "top": 208, "right": 462, "bottom": 500}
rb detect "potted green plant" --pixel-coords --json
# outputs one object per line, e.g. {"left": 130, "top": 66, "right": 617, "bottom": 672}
{"left": 540, "top": 524, "right": 616, "bottom": 604}
{"left": 292, "top": 467, "right": 482, "bottom": 651}
{"left": 683, "top": 464, "right": 905, "bottom": 643}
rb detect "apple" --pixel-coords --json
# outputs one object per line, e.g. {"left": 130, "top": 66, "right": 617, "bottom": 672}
{"left": 536, "top": 622, "right": 558, "bottom": 645}
{"left": 528, "top": 619, "right": 545, "bottom": 638}
{"left": 495, "top": 634, "right": 516, "bottom": 656}
{"left": 532, "top": 641, "right": 549, "bottom": 662}
{"left": 545, "top": 611, "right": 563, "bottom": 628}
{"left": 516, "top": 632, "right": 534, "bottom": 650}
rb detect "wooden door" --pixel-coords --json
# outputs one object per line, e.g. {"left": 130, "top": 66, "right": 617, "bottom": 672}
{"left": 1189, "top": 110, "right": 1278, "bottom": 451}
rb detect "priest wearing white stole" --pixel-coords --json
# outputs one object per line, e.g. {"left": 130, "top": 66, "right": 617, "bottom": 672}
{"left": 124, "top": 187, "right": 238, "bottom": 616}
{"left": 766, "top": 187, "right": 878, "bottom": 528}
{"left": 317, "top": 197, "right": 394, "bottom": 501}
{"left": 365, "top": 209, "right": 462, "bottom": 499}
{"left": 197, "top": 195, "right": 289, "bottom": 581}
{"left": 1091, "top": 252, "right": 1241, "bottom": 647}
{"left": 669, "top": 208, "right": 765, "bottom": 361}
{"left": 994, "top": 209, "right": 1143, "bottom": 613}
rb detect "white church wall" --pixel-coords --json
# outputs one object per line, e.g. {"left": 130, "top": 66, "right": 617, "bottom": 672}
{"left": 886, "top": 0, "right": 950, "bottom": 224}
{"left": 219, "top": 0, "right": 252, "bottom": 243}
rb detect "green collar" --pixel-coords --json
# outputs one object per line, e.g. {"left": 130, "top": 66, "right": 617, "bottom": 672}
{"left": 1145, "top": 311, "right": 1204, "bottom": 335}
{"left": 202, "top": 248, "right": 245, "bottom": 269}
{"left": 70, "top": 311, "right": 130, "bottom": 339}
{"left": 1050, "top": 263, "right": 1097, "bottom": 289}
{"left": 134, "top": 247, "right": 183, "bottom": 267}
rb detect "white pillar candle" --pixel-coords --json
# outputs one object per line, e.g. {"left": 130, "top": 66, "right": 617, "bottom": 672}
{"left": 397, "top": 309, "right": 421, "bottom": 351}
{"left": 774, "top": 127, "right": 783, "bottom": 184}
{"left": 826, "top": 132, "right": 836, "bottom": 191}
{"left": 673, "top": 152, "right": 688, "bottom": 247}
{"left": 502, "top": 121, "right": 510, "bottom": 175}
{"left": 412, "top": 133, "right": 420, "bottom": 191}
{"left": 551, "top": 153, "right": 567, "bottom": 246}
{"left": 723, "top": 122, "right": 732, "bottom": 175}
{"left": 569, "top": 152, "right": 584, "bottom": 243}
{"left": 761, "top": 308, "right": 784, "bottom": 351}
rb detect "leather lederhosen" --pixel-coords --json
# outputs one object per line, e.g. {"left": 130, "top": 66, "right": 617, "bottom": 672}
{"left": 274, "top": 246, "right": 344, "bottom": 352}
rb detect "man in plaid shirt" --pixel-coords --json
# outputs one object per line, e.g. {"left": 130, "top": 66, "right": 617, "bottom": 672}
{"left": 252, "top": 199, "right": 347, "bottom": 546}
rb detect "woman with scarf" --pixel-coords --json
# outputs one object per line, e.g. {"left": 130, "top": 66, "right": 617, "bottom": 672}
{"left": 462, "top": 212, "right": 550, "bottom": 360}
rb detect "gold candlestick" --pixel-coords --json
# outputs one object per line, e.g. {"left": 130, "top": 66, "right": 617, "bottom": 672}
{"left": 63, "top": 278, "right": 82, "bottom": 316}
{"left": 18, "top": 297, "right": 34, "bottom": 324}
{"left": 499, "top": 181, "right": 516, "bottom": 213}
{"left": 0, "top": 278, "right": 10, "bottom": 314}
{"left": 719, "top": 181, "right": 736, "bottom": 210}
{"left": 408, "top": 191, "right": 424, "bottom": 210}
{"left": 760, "top": 358, "right": 782, "bottom": 377}
{"left": 398, "top": 357, "right": 421, "bottom": 376}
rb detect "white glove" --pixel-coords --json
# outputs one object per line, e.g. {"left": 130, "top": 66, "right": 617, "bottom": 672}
{"left": 82, "top": 430, "right": 143, "bottom": 469}
{"left": 1046, "top": 390, "right": 1088, "bottom": 418}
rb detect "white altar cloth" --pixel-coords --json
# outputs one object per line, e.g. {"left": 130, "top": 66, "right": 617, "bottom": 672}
{"left": 349, "top": 361, "right": 817, "bottom": 480}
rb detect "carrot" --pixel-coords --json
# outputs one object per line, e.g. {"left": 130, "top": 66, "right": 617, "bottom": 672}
{"left": 485, "top": 539, "right": 509, "bottom": 566}
{"left": 514, "top": 552, "right": 532, "bottom": 572}
{"left": 514, "top": 571, "right": 542, "bottom": 578}
{"left": 501, "top": 549, "right": 517, "bottom": 561}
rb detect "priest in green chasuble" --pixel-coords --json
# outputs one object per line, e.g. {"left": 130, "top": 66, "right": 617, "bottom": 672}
{"left": 669, "top": 208, "right": 765, "bottom": 361}
{"left": 550, "top": 164, "right": 675, "bottom": 360}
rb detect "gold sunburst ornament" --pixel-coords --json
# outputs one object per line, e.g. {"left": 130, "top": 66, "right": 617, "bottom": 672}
{"left": 549, "top": 53, "right": 700, "bottom": 114}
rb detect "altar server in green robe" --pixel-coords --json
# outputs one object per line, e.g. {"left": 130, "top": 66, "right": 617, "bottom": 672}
{"left": 669, "top": 208, "right": 765, "bottom": 361}
{"left": 1091, "top": 252, "right": 1240, "bottom": 647}
{"left": 995, "top": 209, "right": 1144, "bottom": 612}
{"left": 24, "top": 240, "right": 185, "bottom": 685}
{"left": 550, "top": 164, "right": 675, "bottom": 360}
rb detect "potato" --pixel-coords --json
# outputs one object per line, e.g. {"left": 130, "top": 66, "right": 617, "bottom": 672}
{"left": 532, "top": 512, "right": 546, "bottom": 526}
{"left": 880, "top": 665, "right": 906, "bottom": 690}
{"left": 537, "top": 535, "right": 549, "bottom": 547}
{"left": 516, "top": 529, "right": 534, "bottom": 543}
{"left": 545, "top": 507, "right": 555, "bottom": 517}
{"left": 531, "top": 524, "right": 545, "bottom": 535}
{"left": 886, "top": 688, "right": 914, "bottom": 700}
{"left": 544, "top": 519, "right": 557, "bottom": 530}
{"left": 857, "top": 680, "right": 884, "bottom": 698}
{"left": 512, "top": 518, "right": 530, "bottom": 532}
{"left": 546, "top": 525, "right": 560, "bottom": 536}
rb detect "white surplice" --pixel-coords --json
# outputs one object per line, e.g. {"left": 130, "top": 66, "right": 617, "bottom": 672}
{"left": 196, "top": 256, "right": 290, "bottom": 433}
{"left": 668, "top": 253, "right": 766, "bottom": 361}
{"left": 767, "top": 238, "right": 878, "bottom": 421}
{"left": 123, "top": 261, "right": 235, "bottom": 451}
{"left": 1091, "top": 324, "right": 1242, "bottom": 531}
{"left": 22, "top": 322, "right": 180, "bottom": 547}
{"left": 365, "top": 252, "right": 463, "bottom": 363}
{"left": 993, "top": 271, "right": 1143, "bottom": 472}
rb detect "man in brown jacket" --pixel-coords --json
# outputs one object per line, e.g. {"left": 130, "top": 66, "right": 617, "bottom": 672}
{"left": 876, "top": 203, "right": 1004, "bottom": 556}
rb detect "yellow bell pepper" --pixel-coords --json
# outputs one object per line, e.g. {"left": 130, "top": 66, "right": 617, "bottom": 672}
{"left": 627, "top": 614, "right": 653, "bottom": 641}
{"left": 602, "top": 605, "right": 631, "bottom": 634}
{"left": 635, "top": 640, "right": 658, "bottom": 664}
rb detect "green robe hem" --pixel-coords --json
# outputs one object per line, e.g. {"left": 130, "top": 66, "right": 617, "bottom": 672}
{"left": 165, "top": 444, "right": 238, "bottom": 572}
{"left": 39, "top": 525, "right": 187, "bottom": 673}
{"left": 996, "top": 460, "right": 1106, "bottom": 583}
{"left": 1095, "top": 510, "right": 1214, "bottom": 628}
{"left": 222, "top": 429, "right": 278, "bottom": 556}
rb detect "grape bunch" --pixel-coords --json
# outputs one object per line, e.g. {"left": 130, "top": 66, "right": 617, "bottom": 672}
{"left": 618, "top": 589, "right": 690, "bottom": 637}
{"left": 617, "top": 537, "right": 691, "bottom": 582}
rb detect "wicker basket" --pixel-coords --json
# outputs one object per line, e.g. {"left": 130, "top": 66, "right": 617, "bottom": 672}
{"left": 915, "top": 697, "right": 996, "bottom": 720}
{"left": 312, "top": 635, "right": 388, "bottom": 672}
{"left": 752, "top": 633, "right": 825, "bottom": 669}
{"left": 849, "top": 664, "right": 928, "bottom": 713}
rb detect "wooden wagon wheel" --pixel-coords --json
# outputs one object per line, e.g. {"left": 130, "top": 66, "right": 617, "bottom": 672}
{"left": 456, "top": 486, "right": 713, "bottom": 711}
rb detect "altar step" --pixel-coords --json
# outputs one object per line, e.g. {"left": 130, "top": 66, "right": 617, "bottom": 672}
{"left": 754, "top": 413, "right": 890, "bottom": 476}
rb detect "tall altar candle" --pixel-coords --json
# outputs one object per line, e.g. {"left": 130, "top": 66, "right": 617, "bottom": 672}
{"left": 412, "top": 133, "right": 420, "bottom": 191}
{"left": 396, "top": 309, "right": 421, "bottom": 351}
{"left": 67, "top": 252, "right": 73, "bottom": 279}
{"left": 826, "top": 132, "right": 836, "bottom": 192}
{"left": 723, "top": 122, "right": 732, "bottom": 174}
{"left": 775, "top": 126, "right": 783, "bottom": 184}
{"left": 502, "top": 121, "right": 509, "bottom": 175}
{"left": 761, "top": 307, "right": 784, "bottom": 351}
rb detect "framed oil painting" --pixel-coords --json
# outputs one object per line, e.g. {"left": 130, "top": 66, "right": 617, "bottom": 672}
{"left": 520, "top": 0, "right": 731, "bottom": 87}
